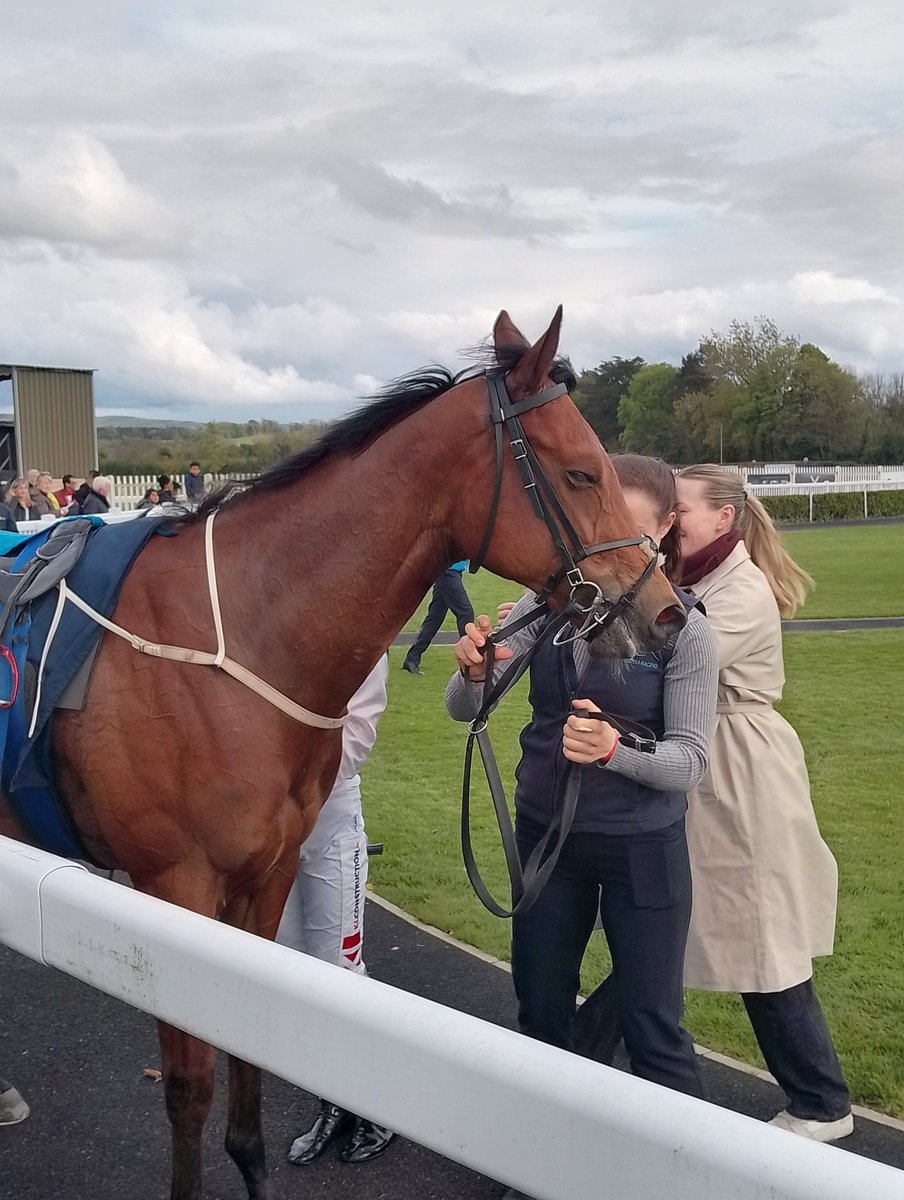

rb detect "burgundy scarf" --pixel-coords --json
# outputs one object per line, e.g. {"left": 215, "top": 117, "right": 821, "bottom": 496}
{"left": 680, "top": 530, "right": 742, "bottom": 587}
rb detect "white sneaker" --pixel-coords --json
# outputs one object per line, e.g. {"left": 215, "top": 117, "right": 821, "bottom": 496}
{"left": 768, "top": 1109, "right": 854, "bottom": 1142}
{"left": 0, "top": 1086, "right": 29, "bottom": 1125}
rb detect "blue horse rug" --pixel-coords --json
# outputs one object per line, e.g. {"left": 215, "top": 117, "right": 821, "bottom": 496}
{"left": 0, "top": 515, "right": 177, "bottom": 860}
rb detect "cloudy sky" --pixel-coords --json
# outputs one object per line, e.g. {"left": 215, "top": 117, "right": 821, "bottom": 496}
{"left": 2, "top": 1, "right": 903, "bottom": 421}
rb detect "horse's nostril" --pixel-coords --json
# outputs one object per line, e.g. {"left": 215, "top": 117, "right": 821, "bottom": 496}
{"left": 656, "top": 604, "right": 685, "bottom": 625}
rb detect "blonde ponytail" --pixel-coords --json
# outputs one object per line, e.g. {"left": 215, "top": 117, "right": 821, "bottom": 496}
{"left": 677, "top": 465, "right": 814, "bottom": 618}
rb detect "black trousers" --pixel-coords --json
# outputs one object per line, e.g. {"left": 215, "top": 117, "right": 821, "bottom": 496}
{"left": 512, "top": 817, "right": 706, "bottom": 1100}
{"left": 404, "top": 570, "right": 474, "bottom": 666}
{"left": 577, "top": 974, "right": 850, "bottom": 1121}
{"left": 742, "top": 981, "right": 850, "bottom": 1120}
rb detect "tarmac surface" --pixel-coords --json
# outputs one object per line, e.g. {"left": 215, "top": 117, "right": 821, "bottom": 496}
{"left": 2, "top": 897, "right": 904, "bottom": 1200}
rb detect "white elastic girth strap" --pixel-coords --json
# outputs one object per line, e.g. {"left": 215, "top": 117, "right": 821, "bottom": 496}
{"left": 52, "top": 513, "right": 346, "bottom": 730}
{"left": 28, "top": 582, "right": 68, "bottom": 739}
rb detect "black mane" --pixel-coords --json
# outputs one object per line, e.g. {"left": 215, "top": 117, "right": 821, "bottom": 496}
{"left": 183, "top": 343, "right": 575, "bottom": 523}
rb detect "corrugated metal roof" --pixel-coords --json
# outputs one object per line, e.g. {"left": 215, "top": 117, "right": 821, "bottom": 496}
{"left": 0, "top": 364, "right": 95, "bottom": 375}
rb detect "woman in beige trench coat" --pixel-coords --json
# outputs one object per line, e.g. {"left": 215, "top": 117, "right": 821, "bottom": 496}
{"left": 674, "top": 464, "right": 852, "bottom": 1143}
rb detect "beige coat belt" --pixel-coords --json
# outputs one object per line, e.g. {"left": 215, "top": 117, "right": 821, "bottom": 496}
{"left": 715, "top": 700, "right": 773, "bottom": 713}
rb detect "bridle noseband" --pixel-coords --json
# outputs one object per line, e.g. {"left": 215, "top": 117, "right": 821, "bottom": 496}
{"left": 470, "top": 370, "right": 659, "bottom": 641}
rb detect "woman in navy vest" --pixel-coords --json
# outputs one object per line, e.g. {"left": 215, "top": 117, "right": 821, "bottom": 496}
{"left": 446, "top": 456, "right": 718, "bottom": 1138}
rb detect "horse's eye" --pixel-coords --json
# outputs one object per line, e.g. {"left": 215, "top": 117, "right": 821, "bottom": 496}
{"left": 566, "top": 469, "right": 598, "bottom": 488}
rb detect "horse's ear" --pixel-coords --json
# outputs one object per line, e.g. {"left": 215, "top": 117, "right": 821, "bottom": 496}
{"left": 493, "top": 311, "right": 530, "bottom": 355}
{"left": 504, "top": 306, "right": 563, "bottom": 396}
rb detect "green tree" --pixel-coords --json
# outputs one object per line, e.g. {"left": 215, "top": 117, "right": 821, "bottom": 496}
{"left": 779, "top": 346, "right": 866, "bottom": 461}
{"left": 858, "top": 372, "right": 904, "bottom": 462}
{"left": 697, "top": 318, "right": 801, "bottom": 461}
{"left": 572, "top": 356, "right": 645, "bottom": 451}
{"left": 618, "top": 363, "right": 680, "bottom": 457}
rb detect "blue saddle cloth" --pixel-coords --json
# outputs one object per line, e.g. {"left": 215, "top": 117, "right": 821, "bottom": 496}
{"left": 0, "top": 516, "right": 176, "bottom": 859}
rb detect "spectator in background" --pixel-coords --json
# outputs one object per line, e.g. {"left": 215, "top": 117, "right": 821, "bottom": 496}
{"left": 32, "top": 473, "right": 61, "bottom": 518}
{"left": 402, "top": 561, "right": 475, "bottom": 675}
{"left": 137, "top": 487, "right": 161, "bottom": 511}
{"left": 79, "top": 475, "right": 112, "bottom": 516}
{"left": 0, "top": 496, "right": 17, "bottom": 532}
{"left": 25, "top": 468, "right": 40, "bottom": 489}
{"left": 185, "top": 461, "right": 206, "bottom": 505}
{"left": 157, "top": 474, "right": 180, "bottom": 503}
{"left": 6, "top": 479, "right": 34, "bottom": 523}
{"left": 29, "top": 479, "right": 53, "bottom": 518}
{"left": 54, "top": 474, "right": 76, "bottom": 509}
{"left": 72, "top": 471, "right": 100, "bottom": 509}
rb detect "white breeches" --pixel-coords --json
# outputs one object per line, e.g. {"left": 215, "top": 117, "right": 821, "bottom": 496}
{"left": 276, "top": 783, "right": 368, "bottom": 974}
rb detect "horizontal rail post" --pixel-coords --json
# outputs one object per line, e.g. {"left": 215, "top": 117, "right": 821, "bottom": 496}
{"left": 1, "top": 836, "right": 902, "bottom": 1200}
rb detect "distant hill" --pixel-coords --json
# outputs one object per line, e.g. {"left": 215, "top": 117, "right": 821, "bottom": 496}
{"left": 96, "top": 415, "right": 204, "bottom": 429}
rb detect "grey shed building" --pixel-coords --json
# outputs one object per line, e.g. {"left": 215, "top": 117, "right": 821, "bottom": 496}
{"left": 0, "top": 364, "right": 98, "bottom": 484}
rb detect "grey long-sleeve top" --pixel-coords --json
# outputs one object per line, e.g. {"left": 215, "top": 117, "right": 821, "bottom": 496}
{"left": 444, "top": 591, "right": 718, "bottom": 796}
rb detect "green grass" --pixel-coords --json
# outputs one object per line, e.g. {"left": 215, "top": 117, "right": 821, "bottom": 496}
{"left": 782, "top": 525, "right": 904, "bottom": 618}
{"left": 364, "top": 630, "right": 904, "bottom": 1118}
{"left": 404, "top": 524, "right": 904, "bottom": 633}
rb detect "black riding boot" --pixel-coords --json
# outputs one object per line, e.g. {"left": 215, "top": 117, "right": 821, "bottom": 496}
{"left": 338, "top": 1116, "right": 395, "bottom": 1163}
{"left": 287, "top": 1098, "right": 355, "bottom": 1163}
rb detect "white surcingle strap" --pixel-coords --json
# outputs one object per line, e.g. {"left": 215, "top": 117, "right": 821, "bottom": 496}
{"left": 52, "top": 512, "right": 347, "bottom": 731}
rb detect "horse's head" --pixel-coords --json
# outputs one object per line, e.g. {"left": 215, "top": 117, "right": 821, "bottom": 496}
{"left": 456, "top": 307, "right": 685, "bottom": 657}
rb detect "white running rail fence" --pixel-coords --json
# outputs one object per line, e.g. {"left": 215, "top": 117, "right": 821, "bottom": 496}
{"left": 1, "top": 836, "right": 902, "bottom": 1200}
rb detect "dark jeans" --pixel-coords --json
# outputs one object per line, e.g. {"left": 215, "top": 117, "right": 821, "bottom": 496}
{"left": 404, "top": 569, "right": 474, "bottom": 667}
{"left": 743, "top": 981, "right": 850, "bottom": 1120}
{"left": 512, "top": 817, "right": 706, "bottom": 1100}
{"left": 577, "top": 976, "right": 850, "bottom": 1121}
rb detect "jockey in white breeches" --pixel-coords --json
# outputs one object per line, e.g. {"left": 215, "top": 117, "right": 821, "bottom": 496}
{"left": 275, "top": 655, "right": 393, "bottom": 1165}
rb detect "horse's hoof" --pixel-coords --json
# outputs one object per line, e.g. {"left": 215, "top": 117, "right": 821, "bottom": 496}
{"left": 338, "top": 1119, "right": 395, "bottom": 1163}
{"left": 287, "top": 1102, "right": 354, "bottom": 1164}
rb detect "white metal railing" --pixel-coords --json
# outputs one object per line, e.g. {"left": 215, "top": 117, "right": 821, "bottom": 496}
{"left": 108, "top": 473, "right": 251, "bottom": 511}
{"left": 747, "top": 480, "right": 903, "bottom": 496}
{"left": 1, "top": 836, "right": 902, "bottom": 1200}
{"left": 741, "top": 464, "right": 904, "bottom": 483}
{"left": 746, "top": 480, "right": 902, "bottom": 521}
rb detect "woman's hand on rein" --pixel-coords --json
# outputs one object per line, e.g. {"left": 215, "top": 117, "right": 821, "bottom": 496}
{"left": 453, "top": 614, "right": 513, "bottom": 681}
{"left": 562, "top": 698, "right": 619, "bottom": 764}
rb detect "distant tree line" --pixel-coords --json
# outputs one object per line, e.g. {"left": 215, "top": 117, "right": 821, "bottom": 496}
{"left": 572, "top": 318, "right": 904, "bottom": 464}
{"left": 98, "top": 418, "right": 329, "bottom": 476}
{"left": 98, "top": 319, "right": 904, "bottom": 477}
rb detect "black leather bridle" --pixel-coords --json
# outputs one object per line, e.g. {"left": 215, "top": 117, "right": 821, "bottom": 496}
{"left": 470, "top": 370, "right": 660, "bottom": 639}
{"left": 460, "top": 370, "right": 666, "bottom": 919}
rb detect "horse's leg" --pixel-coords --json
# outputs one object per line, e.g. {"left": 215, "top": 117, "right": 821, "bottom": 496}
{"left": 159, "top": 1022, "right": 217, "bottom": 1200}
{"left": 221, "top": 859, "right": 297, "bottom": 1200}
{"left": 134, "top": 867, "right": 224, "bottom": 1200}
{"left": 225, "top": 1057, "right": 273, "bottom": 1200}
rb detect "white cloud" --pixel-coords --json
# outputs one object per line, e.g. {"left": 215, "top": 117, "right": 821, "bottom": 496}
{"left": 789, "top": 272, "right": 899, "bottom": 306}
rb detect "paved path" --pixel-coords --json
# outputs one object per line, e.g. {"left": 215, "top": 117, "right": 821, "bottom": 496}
{"left": 3, "top": 899, "right": 903, "bottom": 1199}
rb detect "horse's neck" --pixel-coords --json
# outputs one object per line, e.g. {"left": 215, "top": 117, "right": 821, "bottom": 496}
{"left": 219, "top": 413, "right": 465, "bottom": 712}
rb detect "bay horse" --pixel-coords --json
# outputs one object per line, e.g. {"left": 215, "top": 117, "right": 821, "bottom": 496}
{"left": 0, "top": 308, "right": 684, "bottom": 1199}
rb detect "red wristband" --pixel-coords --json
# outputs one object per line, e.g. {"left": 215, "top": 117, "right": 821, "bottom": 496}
{"left": 597, "top": 733, "right": 620, "bottom": 767}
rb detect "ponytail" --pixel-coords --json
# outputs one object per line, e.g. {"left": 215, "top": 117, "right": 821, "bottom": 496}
{"left": 677, "top": 465, "right": 814, "bottom": 618}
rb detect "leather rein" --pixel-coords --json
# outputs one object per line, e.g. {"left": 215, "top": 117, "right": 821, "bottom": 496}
{"left": 460, "top": 370, "right": 661, "bottom": 918}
